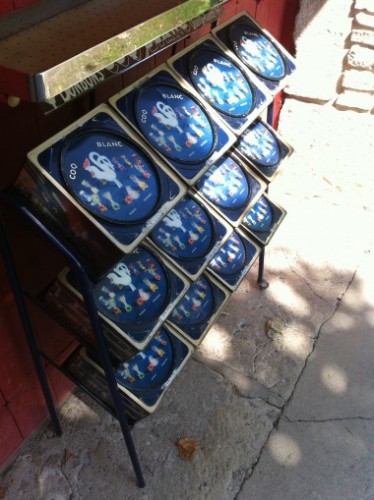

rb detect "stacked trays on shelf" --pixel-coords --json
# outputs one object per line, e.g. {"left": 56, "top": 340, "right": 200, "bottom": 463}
{"left": 168, "top": 35, "right": 272, "bottom": 135}
{"left": 15, "top": 105, "right": 186, "bottom": 279}
{"left": 109, "top": 65, "right": 236, "bottom": 185}
{"left": 232, "top": 117, "right": 293, "bottom": 182}
{"left": 240, "top": 194, "right": 287, "bottom": 246}
{"left": 18, "top": 10, "right": 295, "bottom": 426}
{"left": 146, "top": 192, "right": 232, "bottom": 280}
{"left": 167, "top": 272, "right": 231, "bottom": 346}
{"left": 207, "top": 228, "right": 261, "bottom": 291}
{"left": 212, "top": 11, "right": 296, "bottom": 96}
{"left": 45, "top": 243, "right": 189, "bottom": 358}
{"left": 63, "top": 323, "right": 193, "bottom": 423}
{"left": 193, "top": 153, "right": 266, "bottom": 226}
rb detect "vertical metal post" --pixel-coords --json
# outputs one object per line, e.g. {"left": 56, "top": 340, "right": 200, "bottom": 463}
{"left": 0, "top": 216, "right": 62, "bottom": 437}
{"left": 256, "top": 102, "right": 274, "bottom": 290}
{"left": 75, "top": 268, "right": 146, "bottom": 488}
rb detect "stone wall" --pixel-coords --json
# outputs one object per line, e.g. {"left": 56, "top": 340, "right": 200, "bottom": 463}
{"left": 336, "top": 0, "right": 374, "bottom": 111}
{"left": 286, "top": 0, "right": 374, "bottom": 113}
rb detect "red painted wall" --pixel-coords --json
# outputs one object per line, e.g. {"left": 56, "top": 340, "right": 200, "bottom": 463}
{"left": 0, "top": 0, "right": 299, "bottom": 469}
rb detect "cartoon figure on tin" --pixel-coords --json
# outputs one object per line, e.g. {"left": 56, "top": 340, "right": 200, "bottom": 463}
{"left": 107, "top": 263, "right": 136, "bottom": 291}
{"left": 83, "top": 152, "right": 123, "bottom": 188}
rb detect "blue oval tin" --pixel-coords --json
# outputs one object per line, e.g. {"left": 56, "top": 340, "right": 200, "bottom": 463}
{"left": 93, "top": 247, "right": 169, "bottom": 325}
{"left": 134, "top": 83, "right": 216, "bottom": 164}
{"left": 243, "top": 196, "right": 273, "bottom": 233}
{"left": 209, "top": 231, "right": 248, "bottom": 276}
{"left": 151, "top": 197, "right": 214, "bottom": 260}
{"left": 228, "top": 24, "right": 286, "bottom": 81}
{"left": 238, "top": 121, "right": 280, "bottom": 167}
{"left": 188, "top": 49, "right": 255, "bottom": 117}
{"left": 114, "top": 327, "right": 174, "bottom": 392}
{"left": 60, "top": 130, "right": 160, "bottom": 224}
{"left": 196, "top": 155, "right": 250, "bottom": 210}
{"left": 170, "top": 274, "right": 214, "bottom": 327}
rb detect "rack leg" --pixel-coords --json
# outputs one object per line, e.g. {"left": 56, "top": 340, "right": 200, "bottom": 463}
{"left": 78, "top": 274, "right": 146, "bottom": 488}
{"left": 0, "top": 196, "right": 145, "bottom": 486}
{"left": 257, "top": 247, "right": 269, "bottom": 290}
{"left": 0, "top": 218, "right": 62, "bottom": 436}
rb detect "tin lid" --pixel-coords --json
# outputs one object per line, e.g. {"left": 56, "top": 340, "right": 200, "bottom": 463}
{"left": 93, "top": 247, "right": 169, "bottom": 325}
{"left": 114, "top": 327, "right": 174, "bottom": 392}
{"left": 196, "top": 155, "right": 250, "bottom": 209}
{"left": 134, "top": 83, "right": 216, "bottom": 164}
{"left": 188, "top": 48, "right": 255, "bottom": 117}
{"left": 239, "top": 121, "right": 280, "bottom": 167}
{"left": 243, "top": 196, "right": 273, "bottom": 232}
{"left": 228, "top": 24, "right": 286, "bottom": 81}
{"left": 151, "top": 197, "right": 214, "bottom": 260}
{"left": 60, "top": 129, "right": 160, "bottom": 223}
{"left": 170, "top": 274, "right": 214, "bottom": 327}
{"left": 209, "top": 230, "right": 247, "bottom": 275}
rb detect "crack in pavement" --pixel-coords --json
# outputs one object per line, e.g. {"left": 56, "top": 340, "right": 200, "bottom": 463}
{"left": 232, "top": 266, "right": 359, "bottom": 496}
{"left": 283, "top": 415, "right": 374, "bottom": 424}
{"left": 289, "top": 265, "right": 331, "bottom": 302}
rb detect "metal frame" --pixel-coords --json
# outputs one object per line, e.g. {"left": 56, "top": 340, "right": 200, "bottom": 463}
{"left": 0, "top": 192, "right": 145, "bottom": 488}
{"left": 256, "top": 102, "right": 274, "bottom": 291}
{"left": 0, "top": 0, "right": 226, "bottom": 106}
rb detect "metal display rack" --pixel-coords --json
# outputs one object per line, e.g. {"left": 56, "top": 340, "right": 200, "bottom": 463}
{"left": 0, "top": 3, "right": 294, "bottom": 486}
{"left": 0, "top": 192, "right": 145, "bottom": 487}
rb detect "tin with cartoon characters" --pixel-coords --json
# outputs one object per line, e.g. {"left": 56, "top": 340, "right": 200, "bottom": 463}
{"left": 240, "top": 193, "right": 287, "bottom": 246}
{"left": 60, "top": 243, "right": 189, "bottom": 351}
{"left": 20, "top": 105, "right": 186, "bottom": 280}
{"left": 207, "top": 228, "right": 261, "bottom": 290}
{"left": 194, "top": 153, "right": 266, "bottom": 226}
{"left": 109, "top": 65, "right": 236, "bottom": 185}
{"left": 64, "top": 323, "right": 193, "bottom": 421}
{"left": 148, "top": 193, "right": 232, "bottom": 280}
{"left": 167, "top": 272, "right": 231, "bottom": 346}
{"left": 212, "top": 12, "right": 296, "bottom": 95}
{"left": 168, "top": 36, "right": 271, "bottom": 135}
{"left": 233, "top": 118, "right": 293, "bottom": 182}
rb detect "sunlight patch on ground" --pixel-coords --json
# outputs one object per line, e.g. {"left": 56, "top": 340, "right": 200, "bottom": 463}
{"left": 268, "top": 431, "right": 302, "bottom": 467}
{"left": 280, "top": 330, "right": 311, "bottom": 360}
{"left": 200, "top": 324, "right": 232, "bottom": 361}
{"left": 320, "top": 363, "right": 348, "bottom": 394}
{"left": 330, "top": 311, "right": 356, "bottom": 330}
{"left": 269, "top": 280, "right": 310, "bottom": 312}
{"left": 60, "top": 395, "right": 101, "bottom": 424}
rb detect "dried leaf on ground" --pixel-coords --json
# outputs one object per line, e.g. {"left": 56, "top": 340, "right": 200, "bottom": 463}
{"left": 175, "top": 437, "right": 199, "bottom": 460}
{"left": 265, "top": 318, "right": 287, "bottom": 339}
{"left": 0, "top": 486, "right": 7, "bottom": 499}
{"left": 61, "top": 448, "right": 76, "bottom": 466}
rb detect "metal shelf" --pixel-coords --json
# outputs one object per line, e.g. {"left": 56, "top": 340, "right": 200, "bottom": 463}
{"left": 0, "top": 0, "right": 226, "bottom": 104}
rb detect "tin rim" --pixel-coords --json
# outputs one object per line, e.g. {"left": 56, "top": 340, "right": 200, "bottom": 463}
{"left": 134, "top": 82, "right": 218, "bottom": 165}
{"left": 115, "top": 326, "right": 176, "bottom": 393}
{"left": 60, "top": 128, "right": 161, "bottom": 224}
{"left": 171, "top": 274, "right": 215, "bottom": 327}
{"left": 228, "top": 23, "right": 286, "bottom": 82}
{"left": 151, "top": 195, "right": 216, "bottom": 262}
{"left": 188, "top": 47, "right": 257, "bottom": 118}
{"left": 93, "top": 246, "right": 171, "bottom": 326}
{"left": 209, "top": 230, "right": 247, "bottom": 276}
{"left": 197, "top": 155, "right": 252, "bottom": 210}
{"left": 243, "top": 196, "right": 273, "bottom": 233}
{"left": 241, "top": 120, "right": 281, "bottom": 168}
